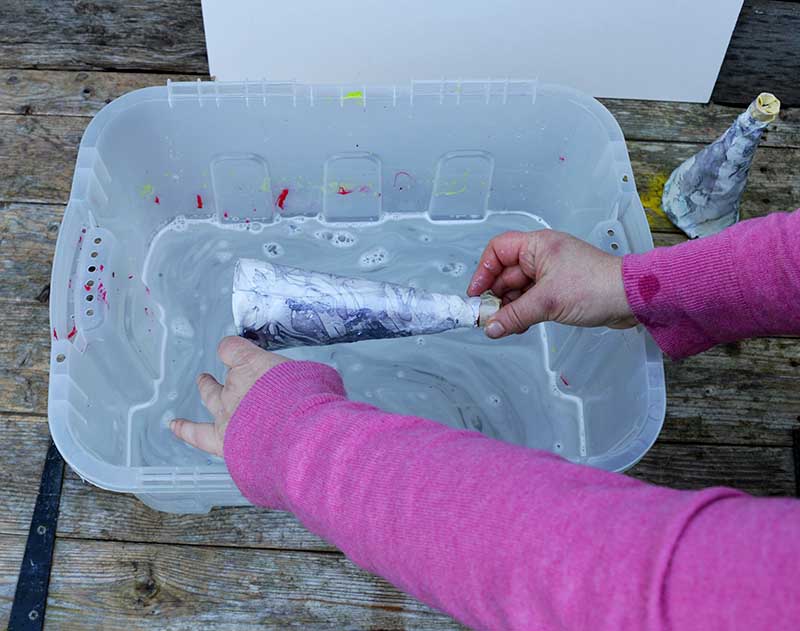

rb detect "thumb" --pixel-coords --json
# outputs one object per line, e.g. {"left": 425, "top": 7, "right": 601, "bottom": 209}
{"left": 485, "top": 288, "right": 552, "bottom": 338}
{"left": 170, "top": 418, "right": 223, "bottom": 457}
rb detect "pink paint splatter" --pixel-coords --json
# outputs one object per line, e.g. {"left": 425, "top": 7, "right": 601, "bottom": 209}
{"left": 84, "top": 283, "right": 91, "bottom": 292}
{"left": 245, "top": 218, "right": 250, "bottom": 224}
{"left": 393, "top": 171, "right": 412, "bottom": 190}
{"left": 337, "top": 185, "right": 352, "bottom": 195}
{"left": 99, "top": 264, "right": 104, "bottom": 271}
{"left": 196, "top": 194, "right": 203, "bottom": 209}
{"left": 53, "top": 328, "right": 58, "bottom": 340}
{"left": 154, "top": 196, "right": 160, "bottom": 204}
{"left": 98, "top": 283, "right": 108, "bottom": 304}
{"left": 358, "top": 185, "right": 371, "bottom": 193}
{"left": 67, "top": 325, "right": 77, "bottom": 340}
{"left": 145, "top": 286, "right": 151, "bottom": 296}
{"left": 276, "top": 188, "right": 289, "bottom": 209}
{"left": 560, "top": 375, "right": 570, "bottom": 387}
{"left": 68, "top": 279, "right": 72, "bottom": 289}
{"left": 223, "top": 211, "right": 229, "bottom": 219}
{"left": 78, "top": 235, "right": 83, "bottom": 245}
{"left": 559, "top": 155, "right": 566, "bottom": 162}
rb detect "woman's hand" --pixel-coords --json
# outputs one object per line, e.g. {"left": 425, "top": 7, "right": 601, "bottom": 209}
{"left": 170, "top": 336, "right": 290, "bottom": 456}
{"left": 468, "top": 229, "right": 637, "bottom": 338}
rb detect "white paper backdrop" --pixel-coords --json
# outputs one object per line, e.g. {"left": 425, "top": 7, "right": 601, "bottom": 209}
{"left": 201, "top": 0, "right": 743, "bottom": 102}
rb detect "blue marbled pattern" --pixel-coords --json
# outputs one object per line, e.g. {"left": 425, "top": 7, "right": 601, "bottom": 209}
{"left": 232, "top": 259, "right": 483, "bottom": 351}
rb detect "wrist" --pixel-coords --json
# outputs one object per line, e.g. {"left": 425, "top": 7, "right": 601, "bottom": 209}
{"left": 223, "top": 361, "right": 346, "bottom": 508}
{"left": 606, "top": 255, "right": 637, "bottom": 328}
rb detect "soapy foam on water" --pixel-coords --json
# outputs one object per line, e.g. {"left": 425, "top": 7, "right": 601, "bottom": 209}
{"left": 359, "top": 247, "right": 389, "bottom": 269}
{"left": 439, "top": 262, "right": 466, "bottom": 277}
{"left": 330, "top": 231, "right": 357, "bottom": 248}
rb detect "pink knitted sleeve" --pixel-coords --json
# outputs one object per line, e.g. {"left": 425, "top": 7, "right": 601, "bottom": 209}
{"left": 224, "top": 361, "right": 800, "bottom": 630}
{"left": 623, "top": 210, "right": 800, "bottom": 359}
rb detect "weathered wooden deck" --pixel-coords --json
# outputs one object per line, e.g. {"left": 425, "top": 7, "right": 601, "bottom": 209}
{"left": 0, "top": 1, "right": 798, "bottom": 628}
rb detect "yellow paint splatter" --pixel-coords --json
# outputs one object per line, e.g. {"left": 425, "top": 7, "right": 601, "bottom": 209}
{"left": 343, "top": 91, "right": 364, "bottom": 100}
{"left": 259, "top": 177, "right": 271, "bottom": 193}
{"left": 436, "top": 185, "right": 467, "bottom": 197}
{"left": 639, "top": 173, "right": 670, "bottom": 224}
{"left": 140, "top": 184, "right": 154, "bottom": 197}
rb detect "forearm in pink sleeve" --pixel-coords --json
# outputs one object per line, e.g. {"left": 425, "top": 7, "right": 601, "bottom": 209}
{"left": 225, "top": 361, "right": 800, "bottom": 630}
{"left": 623, "top": 209, "right": 800, "bottom": 359}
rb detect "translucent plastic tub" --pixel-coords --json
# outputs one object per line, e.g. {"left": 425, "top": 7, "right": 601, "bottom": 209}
{"left": 49, "top": 80, "right": 665, "bottom": 513}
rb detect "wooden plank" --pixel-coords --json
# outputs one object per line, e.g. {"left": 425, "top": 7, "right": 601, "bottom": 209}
{"left": 0, "top": 368, "right": 48, "bottom": 416}
{"left": 0, "top": 70, "right": 204, "bottom": 117}
{"left": 0, "top": 301, "right": 50, "bottom": 372}
{"left": 1, "top": 69, "right": 798, "bottom": 148}
{"left": 713, "top": 0, "right": 800, "bottom": 107}
{"left": 630, "top": 141, "right": 800, "bottom": 233}
{"left": 660, "top": 338, "right": 800, "bottom": 446}
{"left": 601, "top": 98, "right": 800, "bottom": 149}
{"left": 59, "top": 473, "right": 333, "bottom": 552}
{"left": 629, "top": 443, "right": 796, "bottom": 497}
{"left": 0, "top": 202, "right": 62, "bottom": 303}
{"left": 0, "top": 534, "right": 25, "bottom": 628}
{"left": 0, "top": 417, "right": 50, "bottom": 539}
{"left": 26, "top": 536, "right": 460, "bottom": 630}
{"left": 0, "top": 0, "right": 208, "bottom": 74}
{"left": 0, "top": 115, "right": 85, "bottom": 204}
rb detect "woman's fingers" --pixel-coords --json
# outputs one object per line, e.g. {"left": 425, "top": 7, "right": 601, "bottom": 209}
{"left": 467, "top": 231, "right": 530, "bottom": 296}
{"left": 503, "top": 289, "right": 524, "bottom": 303}
{"left": 485, "top": 286, "right": 552, "bottom": 338}
{"left": 170, "top": 418, "right": 222, "bottom": 456}
{"left": 197, "top": 372, "right": 223, "bottom": 416}
{"left": 490, "top": 265, "right": 531, "bottom": 297}
{"left": 217, "top": 335, "right": 258, "bottom": 368}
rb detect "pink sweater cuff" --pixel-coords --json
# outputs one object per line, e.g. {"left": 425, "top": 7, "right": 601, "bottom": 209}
{"left": 224, "top": 361, "right": 346, "bottom": 508}
{"left": 622, "top": 229, "right": 748, "bottom": 359}
{"left": 622, "top": 210, "right": 800, "bottom": 360}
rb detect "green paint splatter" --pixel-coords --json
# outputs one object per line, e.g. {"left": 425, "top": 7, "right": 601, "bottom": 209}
{"left": 343, "top": 91, "right": 364, "bottom": 100}
{"left": 140, "top": 184, "right": 154, "bottom": 197}
{"left": 436, "top": 185, "right": 467, "bottom": 196}
{"left": 259, "top": 177, "right": 271, "bottom": 192}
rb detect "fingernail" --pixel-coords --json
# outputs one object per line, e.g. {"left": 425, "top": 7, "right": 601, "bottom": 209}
{"left": 486, "top": 321, "right": 505, "bottom": 338}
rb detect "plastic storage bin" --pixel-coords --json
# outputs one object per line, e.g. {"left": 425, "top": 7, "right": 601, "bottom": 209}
{"left": 49, "top": 80, "right": 665, "bottom": 513}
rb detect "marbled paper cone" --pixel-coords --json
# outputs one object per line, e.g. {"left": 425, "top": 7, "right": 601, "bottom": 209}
{"left": 232, "top": 259, "right": 500, "bottom": 351}
{"left": 662, "top": 92, "right": 780, "bottom": 239}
